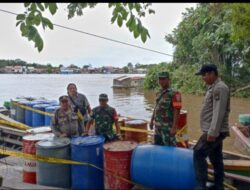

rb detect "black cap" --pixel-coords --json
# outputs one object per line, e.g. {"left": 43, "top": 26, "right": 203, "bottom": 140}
{"left": 195, "top": 64, "right": 218, "bottom": 75}
{"left": 99, "top": 93, "right": 108, "bottom": 101}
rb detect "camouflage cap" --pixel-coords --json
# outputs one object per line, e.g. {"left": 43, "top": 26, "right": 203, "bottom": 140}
{"left": 158, "top": 71, "right": 170, "bottom": 79}
{"left": 99, "top": 93, "right": 108, "bottom": 101}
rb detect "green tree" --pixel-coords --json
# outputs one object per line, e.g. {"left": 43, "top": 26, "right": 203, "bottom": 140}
{"left": 16, "top": 3, "right": 155, "bottom": 52}
{"left": 143, "top": 62, "right": 170, "bottom": 90}
{"left": 47, "top": 63, "right": 53, "bottom": 73}
{"left": 127, "top": 62, "right": 133, "bottom": 68}
{"left": 68, "top": 64, "right": 79, "bottom": 69}
{"left": 122, "top": 66, "right": 129, "bottom": 73}
{"left": 165, "top": 3, "right": 250, "bottom": 94}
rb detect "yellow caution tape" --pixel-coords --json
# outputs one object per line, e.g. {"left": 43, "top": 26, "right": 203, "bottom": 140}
{"left": 0, "top": 119, "right": 31, "bottom": 130}
{"left": 12, "top": 102, "right": 53, "bottom": 117}
{"left": 12, "top": 102, "right": 189, "bottom": 146}
{"left": 0, "top": 148, "right": 137, "bottom": 186}
{"left": 121, "top": 126, "right": 154, "bottom": 134}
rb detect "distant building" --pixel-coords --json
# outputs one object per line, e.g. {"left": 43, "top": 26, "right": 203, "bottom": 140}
{"left": 4, "top": 66, "right": 14, "bottom": 73}
{"left": 113, "top": 75, "right": 144, "bottom": 88}
{"left": 27, "top": 66, "right": 36, "bottom": 73}
{"left": 4, "top": 65, "right": 27, "bottom": 73}
{"left": 135, "top": 68, "right": 147, "bottom": 74}
{"left": 102, "top": 66, "right": 114, "bottom": 74}
{"left": 60, "top": 67, "right": 74, "bottom": 74}
{"left": 87, "top": 67, "right": 96, "bottom": 73}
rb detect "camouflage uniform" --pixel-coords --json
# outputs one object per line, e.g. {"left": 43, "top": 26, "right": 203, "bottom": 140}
{"left": 154, "top": 88, "right": 182, "bottom": 146}
{"left": 90, "top": 105, "right": 118, "bottom": 142}
{"left": 51, "top": 107, "right": 79, "bottom": 138}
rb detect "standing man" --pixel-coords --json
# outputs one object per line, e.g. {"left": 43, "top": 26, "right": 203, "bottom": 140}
{"left": 51, "top": 95, "right": 80, "bottom": 138}
{"left": 67, "top": 83, "right": 91, "bottom": 135}
{"left": 150, "top": 71, "right": 182, "bottom": 146}
{"left": 194, "top": 64, "right": 230, "bottom": 190}
{"left": 86, "top": 93, "right": 121, "bottom": 142}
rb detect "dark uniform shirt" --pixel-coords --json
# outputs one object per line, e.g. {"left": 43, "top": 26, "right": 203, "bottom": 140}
{"left": 200, "top": 78, "right": 230, "bottom": 137}
{"left": 51, "top": 107, "right": 79, "bottom": 137}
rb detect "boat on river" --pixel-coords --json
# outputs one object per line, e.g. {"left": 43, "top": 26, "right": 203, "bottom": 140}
{"left": 112, "top": 75, "right": 144, "bottom": 88}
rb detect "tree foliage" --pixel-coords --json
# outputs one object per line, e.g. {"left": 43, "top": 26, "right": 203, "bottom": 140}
{"left": 16, "top": 3, "right": 155, "bottom": 52}
{"left": 165, "top": 3, "right": 250, "bottom": 94}
{"left": 0, "top": 59, "right": 56, "bottom": 69}
{"left": 143, "top": 63, "right": 204, "bottom": 95}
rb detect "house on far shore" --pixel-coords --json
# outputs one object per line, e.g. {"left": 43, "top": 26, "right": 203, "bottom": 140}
{"left": 60, "top": 67, "right": 74, "bottom": 74}
{"left": 112, "top": 75, "right": 144, "bottom": 88}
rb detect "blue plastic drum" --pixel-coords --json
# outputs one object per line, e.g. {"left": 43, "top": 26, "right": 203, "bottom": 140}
{"left": 44, "top": 106, "right": 60, "bottom": 126}
{"left": 32, "top": 104, "right": 50, "bottom": 127}
{"left": 131, "top": 145, "right": 196, "bottom": 190}
{"left": 25, "top": 100, "right": 44, "bottom": 126}
{"left": 71, "top": 136, "right": 105, "bottom": 190}
{"left": 43, "top": 100, "right": 59, "bottom": 106}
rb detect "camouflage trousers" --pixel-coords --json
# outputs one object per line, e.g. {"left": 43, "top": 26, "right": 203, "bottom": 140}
{"left": 96, "top": 128, "right": 116, "bottom": 143}
{"left": 154, "top": 126, "right": 176, "bottom": 146}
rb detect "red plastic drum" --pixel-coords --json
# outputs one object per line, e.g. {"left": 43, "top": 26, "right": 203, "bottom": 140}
{"left": 104, "top": 141, "right": 138, "bottom": 190}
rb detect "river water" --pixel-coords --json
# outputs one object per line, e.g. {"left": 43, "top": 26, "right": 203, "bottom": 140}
{"left": 0, "top": 74, "right": 249, "bottom": 153}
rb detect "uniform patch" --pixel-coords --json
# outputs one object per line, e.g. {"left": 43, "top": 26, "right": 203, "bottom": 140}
{"left": 214, "top": 90, "right": 220, "bottom": 101}
{"left": 176, "top": 94, "right": 181, "bottom": 102}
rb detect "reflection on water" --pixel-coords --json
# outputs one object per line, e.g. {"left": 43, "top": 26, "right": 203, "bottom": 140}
{"left": 0, "top": 74, "right": 249, "bottom": 153}
{"left": 112, "top": 87, "right": 153, "bottom": 120}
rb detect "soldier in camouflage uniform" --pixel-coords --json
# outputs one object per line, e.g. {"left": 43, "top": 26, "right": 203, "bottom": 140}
{"left": 86, "top": 94, "right": 121, "bottom": 142}
{"left": 150, "top": 71, "right": 182, "bottom": 146}
{"left": 51, "top": 95, "right": 80, "bottom": 138}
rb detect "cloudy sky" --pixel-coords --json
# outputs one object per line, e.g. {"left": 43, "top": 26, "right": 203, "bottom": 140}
{"left": 0, "top": 3, "right": 196, "bottom": 67}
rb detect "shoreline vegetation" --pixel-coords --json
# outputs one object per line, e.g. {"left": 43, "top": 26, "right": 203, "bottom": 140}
{"left": 1, "top": 4, "right": 250, "bottom": 98}
{"left": 145, "top": 3, "right": 250, "bottom": 98}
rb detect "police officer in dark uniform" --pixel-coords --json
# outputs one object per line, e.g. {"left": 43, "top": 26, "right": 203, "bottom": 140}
{"left": 51, "top": 95, "right": 79, "bottom": 138}
{"left": 194, "top": 64, "right": 230, "bottom": 190}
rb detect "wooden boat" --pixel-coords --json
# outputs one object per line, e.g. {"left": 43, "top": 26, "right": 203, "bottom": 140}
{"left": 231, "top": 125, "right": 250, "bottom": 156}
{"left": 1, "top": 112, "right": 250, "bottom": 188}
{"left": 112, "top": 75, "right": 144, "bottom": 88}
{"left": 189, "top": 140, "right": 250, "bottom": 185}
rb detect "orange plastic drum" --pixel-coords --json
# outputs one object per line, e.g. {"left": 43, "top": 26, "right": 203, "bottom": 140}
{"left": 104, "top": 141, "right": 138, "bottom": 190}
{"left": 124, "top": 119, "right": 148, "bottom": 143}
{"left": 176, "top": 110, "right": 189, "bottom": 148}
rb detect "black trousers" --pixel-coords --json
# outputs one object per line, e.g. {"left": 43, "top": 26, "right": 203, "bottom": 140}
{"left": 193, "top": 132, "right": 228, "bottom": 190}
